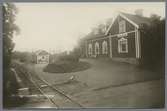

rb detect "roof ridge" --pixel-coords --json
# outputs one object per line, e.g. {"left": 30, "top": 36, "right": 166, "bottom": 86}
{"left": 119, "top": 12, "right": 151, "bottom": 26}
{"left": 36, "top": 50, "right": 49, "bottom": 55}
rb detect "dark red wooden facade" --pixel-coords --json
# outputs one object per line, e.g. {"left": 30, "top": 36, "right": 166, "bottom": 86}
{"left": 84, "top": 12, "right": 149, "bottom": 64}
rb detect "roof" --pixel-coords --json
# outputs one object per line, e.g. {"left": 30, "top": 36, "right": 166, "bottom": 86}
{"left": 36, "top": 50, "right": 49, "bottom": 55}
{"left": 120, "top": 12, "right": 151, "bottom": 26}
{"left": 105, "top": 12, "right": 152, "bottom": 35}
{"left": 85, "top": 12, "right": 152, "bottom": 40}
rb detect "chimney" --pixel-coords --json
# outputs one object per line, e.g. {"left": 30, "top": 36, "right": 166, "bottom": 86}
{"left": 135, "top": 9, "right": 143, "bottom": 16}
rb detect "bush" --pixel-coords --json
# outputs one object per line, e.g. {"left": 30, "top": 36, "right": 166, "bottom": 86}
{"left": 43, "top": 61, "right": 90, "bottom": 73}
{"left": 3, "top": 69, "right": 20, "bottom": 108}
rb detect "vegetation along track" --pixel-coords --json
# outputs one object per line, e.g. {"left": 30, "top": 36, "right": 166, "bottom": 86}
{"left": 14, "top": 62, "right": 83, "bottom": 108}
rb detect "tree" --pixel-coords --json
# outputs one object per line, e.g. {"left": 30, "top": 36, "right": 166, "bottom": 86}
{"left": 77, "top": 18, "right": 112, "bottom": 57}
{"left": 12, "top": 51, "right": 36, "bottom": 63}
{"left": 3, "top": 3, "right": 19, "bottom": 69}
{"left": 91, "top": 18, "right": 113, "bottom": 35}
{"left": 139, "top": 14, "right": 165, "bottom": 71}
{"left": 134, "top": 9, "right": 143, "bottom": 16}
{"left": 3, "top": 3, "right": 20, "bottom": 107}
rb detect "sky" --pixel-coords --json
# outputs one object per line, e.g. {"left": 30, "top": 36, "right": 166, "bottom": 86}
{"left": 13, "top": 2, "right": 165, "bottom": 53}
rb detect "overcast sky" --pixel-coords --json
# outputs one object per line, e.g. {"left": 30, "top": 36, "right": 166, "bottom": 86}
{"left": 13, "top": 2, "right": 165, "bottom": 53}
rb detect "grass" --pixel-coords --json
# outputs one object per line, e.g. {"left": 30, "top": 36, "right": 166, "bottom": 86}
{"left": 43, "top": 60, "right": 91, "bottom": 73}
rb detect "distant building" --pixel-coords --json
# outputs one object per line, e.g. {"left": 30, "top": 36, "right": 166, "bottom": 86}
{"left": 84, "top": 12, "right": 151, "bottom": 64}
{"left": 35, "top": 50, "right": 49, "bottom": 64}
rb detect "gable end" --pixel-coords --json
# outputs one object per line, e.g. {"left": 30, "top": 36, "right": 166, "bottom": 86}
{"left": 105, "top": 13, "right": 139, "bottom": 35}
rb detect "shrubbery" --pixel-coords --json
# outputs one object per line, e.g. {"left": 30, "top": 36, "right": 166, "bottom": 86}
{"left": 44, "top": 49, "right": 90, "bottom": 73}
{"left": 43, "top": 61, "right": 90, "bottom": 73}
{"left": 139, "top": 15, "right": 165, "bottom": 71}
{"left": 3, "top": 3, "right": 21, "bottom": 108}
{"left": 3, "top": 69, "right": 26, "bottom": 108}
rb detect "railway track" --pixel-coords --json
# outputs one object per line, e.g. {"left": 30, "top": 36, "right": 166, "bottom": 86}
{"left": 14, "top": 63, "right": 83, "bottom": 108}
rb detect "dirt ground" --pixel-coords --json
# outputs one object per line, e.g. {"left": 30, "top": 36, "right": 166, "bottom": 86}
{"left": 24, "top": 58, "right": 164, "bottom": 108}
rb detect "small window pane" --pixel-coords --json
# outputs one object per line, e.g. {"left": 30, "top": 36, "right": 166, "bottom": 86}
{"left": 118, "top": 38, "right": 128, "bottom": 53}
{"left": 121, "top": 44, "right": 126, "bottom": 51}
{"left": 119, "top": 20, "right": 126, "bottom": 33}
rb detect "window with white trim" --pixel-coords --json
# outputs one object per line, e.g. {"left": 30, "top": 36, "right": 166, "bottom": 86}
{"left": 119, "top": 20, "right": 126, "bottom": 33}
{"left": 95, "top": 42, "right": 100, "bottom": 55}
{"left": 118, "top": 38, "right": 128, "bottom": 53}
{"left": 102, "top": 41, "right": 108, "bottom": 54}
{"left": 88, "top": 44, "right": 92, "bottom": 55}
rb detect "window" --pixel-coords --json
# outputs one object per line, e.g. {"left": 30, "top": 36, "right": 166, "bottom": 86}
{"left": 95, "top": 42, "right": 100, "bottom": 55}
{"left": 102, "top": 41, "right": 108, "bottom": 54}
{"left": 42, "top": 56, "right": 45, "bottom": 59}
{"left": 119, "top": 20, "right": 126, "bottom": 33}
{"left": 88, "top": 43, "right": 92, "bottom": 55}
{"left": 118, "top": 38, "right": 128, "bottom": 53}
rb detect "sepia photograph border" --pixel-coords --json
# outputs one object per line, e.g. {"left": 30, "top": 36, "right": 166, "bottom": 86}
{"left": 0, "top": 0, "right": 166, "bottom": 111}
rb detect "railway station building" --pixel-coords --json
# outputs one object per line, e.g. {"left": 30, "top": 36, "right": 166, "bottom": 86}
{"left": 84, "top": 12, "right": 151, "bottom": 64}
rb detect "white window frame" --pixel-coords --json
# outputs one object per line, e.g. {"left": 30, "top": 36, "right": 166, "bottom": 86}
{"left": 95, "top": 42, "right": 100, "bottom": 55}
{"left": 119, "top": 20, "right": 126, "bottom": 33}
{"left": 88, "top": 43, "right": 92, "bottom": 55}
{"left": 118, "top": 38, "right": 128, "bottom": 53}
{"left": 102, "top": 41, "right": 108, "bottom": 54}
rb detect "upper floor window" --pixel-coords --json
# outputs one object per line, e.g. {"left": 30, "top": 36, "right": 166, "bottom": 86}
{"left": 95, "top": 42, "right": 100, "bottom": 55}
{"left": 42, "top": 56, "right": 45, "bottom": 59}
{"left": 118, "top": 38, "right": 128, "bottom": 53}
{"left": 102, "top": 41, "right": 108, "bottom": 54}
{"left": 119, "top": 20, "right": 126, "bottom": 33}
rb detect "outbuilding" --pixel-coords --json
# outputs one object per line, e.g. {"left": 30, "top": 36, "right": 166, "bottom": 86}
{"left": 35, "top": 50, "right": 49, "bottom": 64}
